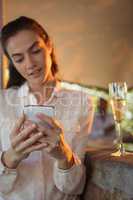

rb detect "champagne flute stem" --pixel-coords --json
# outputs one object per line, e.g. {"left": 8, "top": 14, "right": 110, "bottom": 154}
{"left": 116, "top": 122, "right": 125, "bottom": 156}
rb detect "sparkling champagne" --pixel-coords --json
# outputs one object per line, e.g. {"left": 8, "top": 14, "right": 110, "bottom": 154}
{"left": 109, "top": 82, "right": 127, "bottom": 156}
{"left": 111, "top": 98, "right": 126, "bottom": 123}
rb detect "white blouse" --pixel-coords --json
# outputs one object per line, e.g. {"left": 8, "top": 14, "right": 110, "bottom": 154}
{"left": 0, "top": 82, "right": 93, "bottom": 200}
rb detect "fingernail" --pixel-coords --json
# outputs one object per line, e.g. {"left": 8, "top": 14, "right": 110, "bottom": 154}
{"left": 36, "top": 113, "right": 45, "bottom": 118}
{"left": 36, "top": 113, "right": 42, "bottom": 116}
{"left": 38, "top": 132, "right": 43, "bottom": 136}
{"left": 32, "top": 124, "right": 36, "bottom": 128}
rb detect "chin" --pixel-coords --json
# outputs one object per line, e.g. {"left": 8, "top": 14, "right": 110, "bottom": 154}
{"left": 29, "top": 77, "right": 44, "bottom": 86}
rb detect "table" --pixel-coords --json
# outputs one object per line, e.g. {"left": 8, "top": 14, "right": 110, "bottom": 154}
{"left": 83, "top": 146, "right": 133, "bottom": 200}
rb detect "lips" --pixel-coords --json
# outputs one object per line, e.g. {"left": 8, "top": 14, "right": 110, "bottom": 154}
{"left": 28, "top": 68, "right": 42, "bottom": 76}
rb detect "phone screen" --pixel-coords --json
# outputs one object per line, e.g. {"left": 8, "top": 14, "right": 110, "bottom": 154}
{"left": 23, "top": 105, "right": 55, "bottom": 122}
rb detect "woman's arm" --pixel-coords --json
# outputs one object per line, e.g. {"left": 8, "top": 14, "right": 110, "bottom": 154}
{"left": 0, "top": 114, "right": 46, "bottom": 194}
{"left": 0, "top": 91, "right": 18, "bottom": 194}
{"left": 0, "top": 151, "right": 18, "bottom": 194}
{"left": 53, "top": 94, "right": 94, "bottom": 195}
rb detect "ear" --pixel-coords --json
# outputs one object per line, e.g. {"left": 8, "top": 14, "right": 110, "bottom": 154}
{"left": 46, "top": 39, "right": 53, "bottom": 54}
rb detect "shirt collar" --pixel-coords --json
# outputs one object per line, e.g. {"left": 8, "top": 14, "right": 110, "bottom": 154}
{"left": 17, "top": 80, "right": 63, "bottom": 99}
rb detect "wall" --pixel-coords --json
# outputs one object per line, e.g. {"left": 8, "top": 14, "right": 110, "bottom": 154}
{"left": 2, "top": 0, "right": 133, "bottom": 88}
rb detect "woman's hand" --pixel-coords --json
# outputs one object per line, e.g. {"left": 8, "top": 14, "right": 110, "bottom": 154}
{"left": 36, "top": 113, "right": 74, "bottom": 169}
{"left": 2, "top": 114, "right": 47, "bottom": 169}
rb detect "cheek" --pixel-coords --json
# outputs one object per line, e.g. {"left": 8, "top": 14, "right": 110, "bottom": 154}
{"left": 14, "top": 64, "right": 26, "bottom": 77}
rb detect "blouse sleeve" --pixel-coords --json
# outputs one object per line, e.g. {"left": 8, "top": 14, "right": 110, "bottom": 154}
{"left": 54, "top": 92, "right": 94, "bottom": 195}
{"left": 0, "top": 91, "right": 18, "bottom": 194}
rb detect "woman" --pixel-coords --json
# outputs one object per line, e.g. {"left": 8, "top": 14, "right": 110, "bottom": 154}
{"left": 0, "top": 16, "right": 94, "bottom": 200}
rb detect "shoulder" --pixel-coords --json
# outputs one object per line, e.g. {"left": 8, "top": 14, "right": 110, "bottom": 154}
{"left": 59, "top": 85, "right": 93, "bottom": 103}
{"left": 58, "top": 87, "right": 94, "bottom": 114}
{"left": 0, "top": 87, "right": 20, "bottom": 107}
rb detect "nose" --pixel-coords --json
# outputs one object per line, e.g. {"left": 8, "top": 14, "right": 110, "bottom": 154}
{"left": 25, "top": 53, "right": 36, "bottom": 70}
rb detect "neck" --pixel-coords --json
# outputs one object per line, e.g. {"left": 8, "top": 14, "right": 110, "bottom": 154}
{"left": 28, "top": 77, "right": 56, "bottom": 104}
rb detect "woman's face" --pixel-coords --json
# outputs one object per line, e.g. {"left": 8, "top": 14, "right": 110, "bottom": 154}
{"left": 6, "top": 29, "right": 53, "bottom": 86}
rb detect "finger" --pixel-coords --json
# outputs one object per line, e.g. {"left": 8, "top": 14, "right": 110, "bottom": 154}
{"left": 43, "top": 142, "right": 57, "bottom": 153}
{"left": 11, "top": 113, "right": 25, "bottom": 136}
{"left": 37, "top": 125, "right": 61, "bottom": 147}
{"left": 37, "top": 124, "right": 52, "bottom": 136}
{"left": 37, "top": 137, "right": 54, "bottom": 146}
{"left": 38, "top": 134, "right": 60, "bottom": 149}
{"left": 36, "top": 113, "right": 63, "bottom": 134}
{"left": 37, "top": 113, "right": 62, "bottom": 129}
{"left": 23, "top": 120, "right": 35, "bottom": 129}
{"left": 11, "top": 113, "right": 25, "bottom": 138}
{"left": 37, "top": 121, "right": 62, "bottom": 138}
{"left": 36, "top": 113, "right": 55, "bottom": 127}
{"left": 16, "top": 132, "right": 44, "bottom": 152}
{"left": 12, "top": 124, "right": 37, "bottom": 147}
{"left": 44, "top": 145, "right": 53, "bottom": 153}
{"left": 24, "top": 120, "right": 33, "bottom": 125}
{"left": 23, "top": 142, "right": 48, "bottom": 154}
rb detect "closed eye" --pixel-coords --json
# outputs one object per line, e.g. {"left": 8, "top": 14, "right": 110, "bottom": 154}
{"left": 32, "top": 48, "right": 42, "bottom": 54}
{"left": 14, "top": 58, "right": 24, "bottom": 63}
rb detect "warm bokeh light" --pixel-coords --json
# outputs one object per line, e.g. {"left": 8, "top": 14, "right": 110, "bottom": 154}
{"left": 2, "top": 56, "right": 9, "bottom": 88}
{"left": 1, "top": 0, "right": 133, "bottom": 88}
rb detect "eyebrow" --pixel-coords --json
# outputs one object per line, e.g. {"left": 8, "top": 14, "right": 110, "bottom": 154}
{"left": 11, "top": 41, "right": 40, "bottom": 58}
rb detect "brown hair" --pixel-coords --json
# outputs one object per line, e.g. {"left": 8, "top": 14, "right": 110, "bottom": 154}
{"left": 1, "top": 16, "right": 59, "bottom": 88}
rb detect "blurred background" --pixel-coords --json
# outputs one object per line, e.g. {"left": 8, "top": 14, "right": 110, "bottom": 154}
{"left": 0, "top": 0, "right": 133, "bottom": 148}
{"left": 0, "top": 0, "right": 133, "bottom": 89}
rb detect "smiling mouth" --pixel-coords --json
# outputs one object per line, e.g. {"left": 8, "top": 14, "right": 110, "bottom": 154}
{"left": 28, "top": 68, "right": 42, "bottom": 76}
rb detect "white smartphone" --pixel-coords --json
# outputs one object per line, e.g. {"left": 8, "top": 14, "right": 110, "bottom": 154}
{"left": 23, "top": 105, "right": 55, "bottom": 123}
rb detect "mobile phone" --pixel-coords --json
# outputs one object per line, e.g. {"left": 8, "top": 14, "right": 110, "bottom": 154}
{"left": 23, "top": 105, "right": 55, "bottom": 123}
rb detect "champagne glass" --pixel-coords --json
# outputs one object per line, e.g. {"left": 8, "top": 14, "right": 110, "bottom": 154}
{"left": 108, "top": 82, "right": 127, "bottom": 156}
